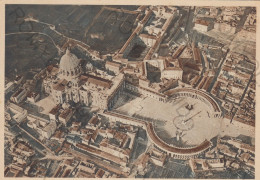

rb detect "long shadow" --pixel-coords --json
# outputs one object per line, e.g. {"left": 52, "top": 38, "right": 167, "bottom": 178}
{"left": 111, "top": 91, "right": 139, "bottom": 110}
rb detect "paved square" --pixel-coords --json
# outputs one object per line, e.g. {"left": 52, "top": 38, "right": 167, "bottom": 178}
{"left": 114, "top": 94, "right": 223, "bottom": 147}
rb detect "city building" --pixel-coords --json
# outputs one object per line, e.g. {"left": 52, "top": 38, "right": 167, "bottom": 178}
{"left": 10, "top": 88, "right": 28, "bottom": 104}
{"left": 8, "top": 103, "right": 28, "bottom": 123}
{"left": 5, "top": 81, "right": 15, "bottom": 95}
{"left": 194, "top": 19, "right": 214, "bottom": 32}
{"left": 27, "top": 92, "right": 40, "bottom": 103}
{"left": 27, "top": 113, "right": 57, "bottom": 139}
{"left": 105, "top": 61, "right": 122, "bottom": 75}
{"left": 43, "top": 49, "right": 125, "bottom": 110}
{"left": 58, "top": 108, "right": 74, "bottom": 125}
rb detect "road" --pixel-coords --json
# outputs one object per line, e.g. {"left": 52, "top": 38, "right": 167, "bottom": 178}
{"left": 6, "top": 16, "right": 101, "bottom": 59}
{"left": 40, "top": 154, "right": 74, "bottom": 161}
{"left": 16, "top": 124, "right": 54, "bottom": 155}
{"left": 6, "top": 31, "right": 62, "bottom": 53}
{"left": 27, "top": 17, "right": 101, "bottom": 59}
{"left": 63, "top": 147, "right": 128, "bottom": 177}
{"left": 207, "top": 48, "right": 229, "bottom": 93}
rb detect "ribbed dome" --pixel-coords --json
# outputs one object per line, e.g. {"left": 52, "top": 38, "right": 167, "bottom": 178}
{"left": 59, "top": 49, "right": 81, "bottom": 78}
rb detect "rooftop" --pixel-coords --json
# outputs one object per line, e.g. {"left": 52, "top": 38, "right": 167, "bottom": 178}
{"left": 12, "top": 88, "right": 26, "bottom": 98}
{"left": 27, "top": 92, "right": 39, "bottom": 99}
{"left": 49, "top": 105, "right": 61, "bottom": 115}
{"left": 59, "top": 108, "right": 73, "bottom": 119}
{"left": 80, "top": 74, "right": 113, "bottom": 89}
{"left": 105, "top": 61, "right": 121, "bottom": 68}
{"left": 53, "top": 79, "right": 68, "bottom": 91}
{"left": 195, "top": 19, "right": 211, "bottom": 26}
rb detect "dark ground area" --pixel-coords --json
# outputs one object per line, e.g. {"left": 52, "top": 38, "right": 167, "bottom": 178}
{"left": 128, "top": 44, "right": 146, "bottom": 58}
{"left": 84, "top": 7, "right": 139, "bottom": 55}
{"left": 5, "top": 5, "right": 140, "bottom": 80}
{"left": 5, "top": 33, "right": 57, "bottom": 80}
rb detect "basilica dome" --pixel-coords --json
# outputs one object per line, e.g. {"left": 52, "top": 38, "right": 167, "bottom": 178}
{"left": 59, "top": 49, "right": 81, "bottom": 78}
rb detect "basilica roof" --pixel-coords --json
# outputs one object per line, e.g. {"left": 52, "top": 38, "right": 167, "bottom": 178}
{"left": 59, "top": 49, "right": 81, "bottom": 73}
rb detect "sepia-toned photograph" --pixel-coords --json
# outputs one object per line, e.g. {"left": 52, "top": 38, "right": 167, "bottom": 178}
{"left": 4, "top": 3, "right": 256, "bottom": 179}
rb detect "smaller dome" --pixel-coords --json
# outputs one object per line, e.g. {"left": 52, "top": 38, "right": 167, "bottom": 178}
{"left": 59, "top": 49, "right": 81, "bottom": 78}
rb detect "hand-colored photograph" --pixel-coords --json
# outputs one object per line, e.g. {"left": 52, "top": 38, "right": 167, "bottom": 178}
{"left": 4, "top": 4, "right": 256, "bottom": 178}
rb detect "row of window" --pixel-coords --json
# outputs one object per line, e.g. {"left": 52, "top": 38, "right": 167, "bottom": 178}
{"left": 60, "top": 68, "right": 81, "bottom": 76}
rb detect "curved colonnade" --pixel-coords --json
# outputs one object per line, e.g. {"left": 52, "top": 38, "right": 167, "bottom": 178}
{"left": 102, "top": 111, "right": 212, "bottom": 159}
{"left": 165, "top": 88, "right": 222, "bottom": 118}
{"left": 101, "top": 88, "right": 222, "bottom": 159}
